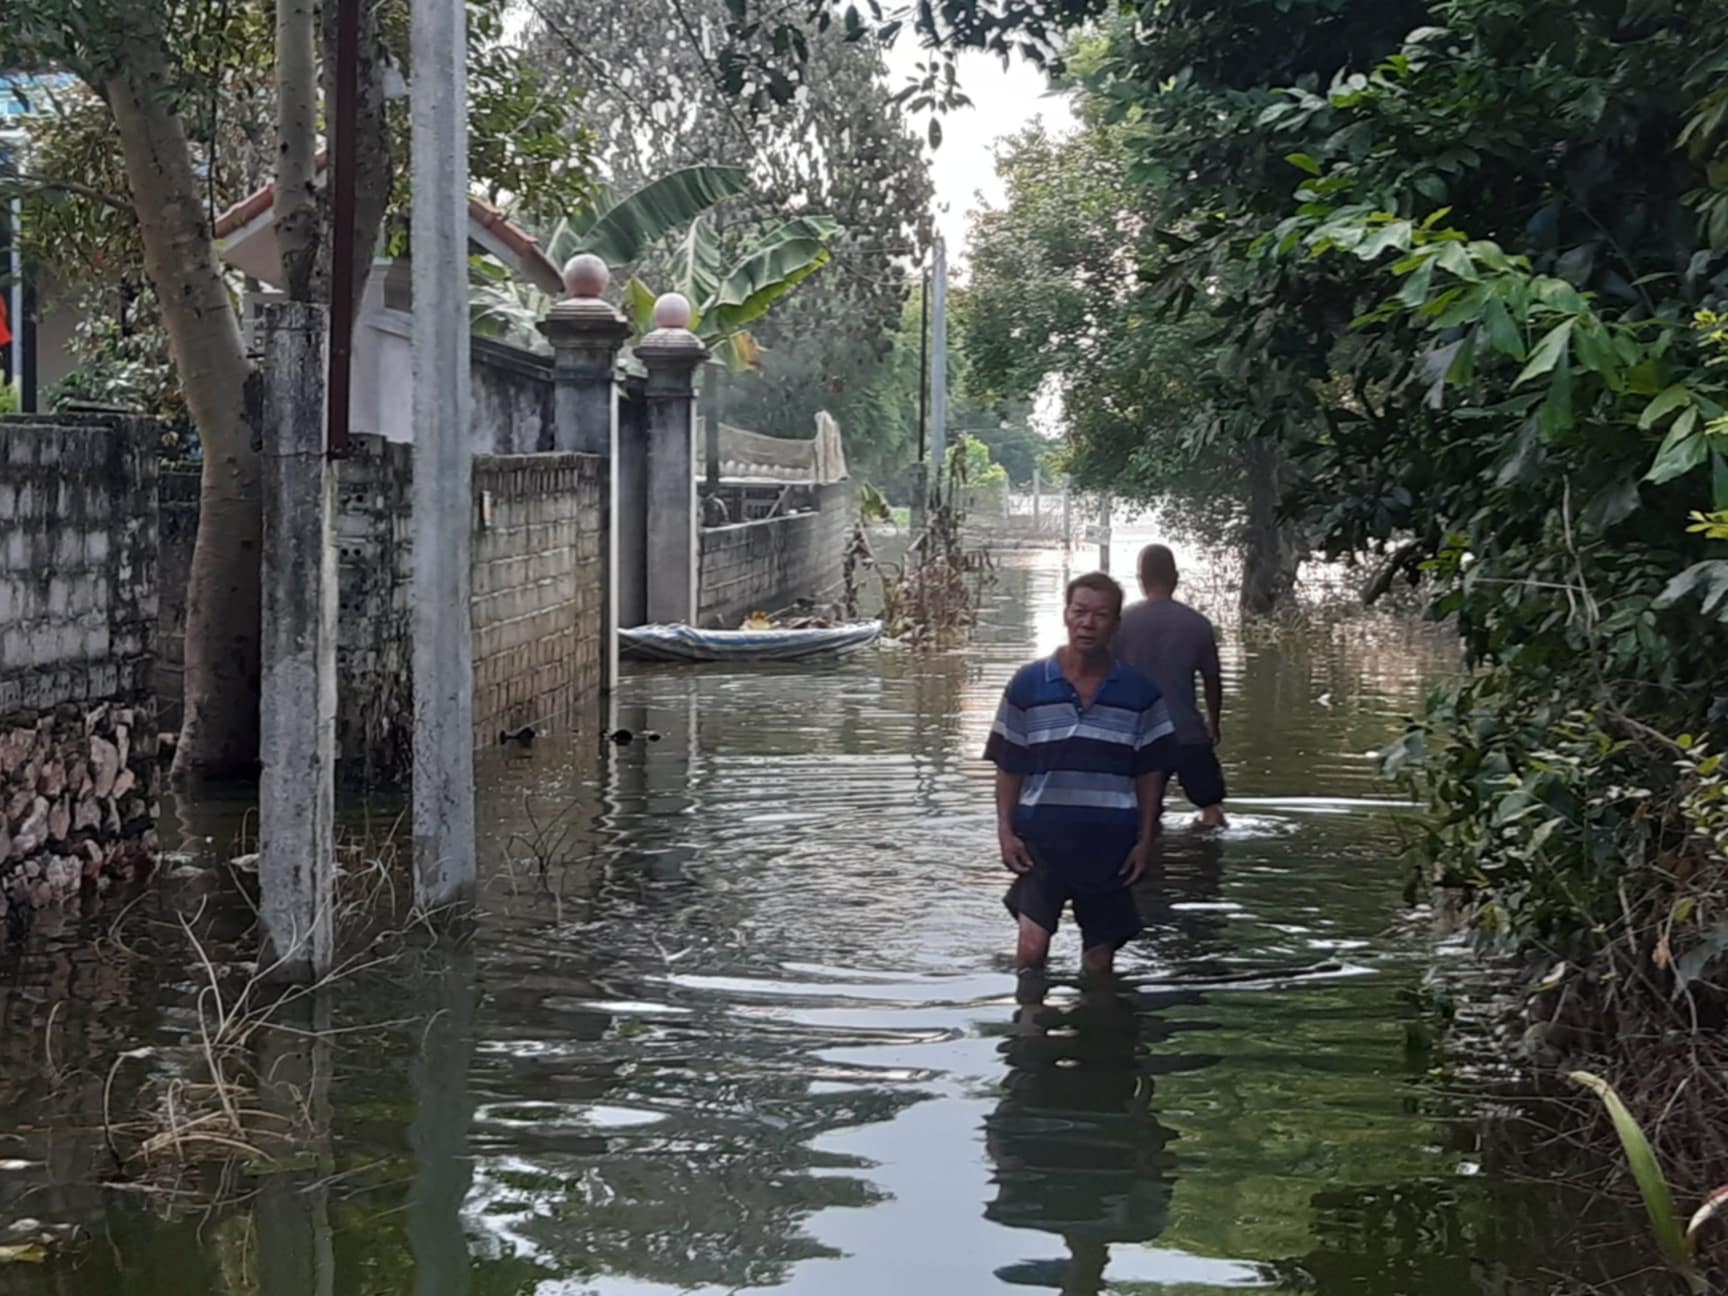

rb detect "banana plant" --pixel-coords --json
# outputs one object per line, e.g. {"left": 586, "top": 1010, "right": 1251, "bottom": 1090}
{"left": 471, "top": 164, "right": 750, "bottom": 347}
{"left": 471, "top": 165, "right": 838, "bottom": 374}
{"left": 620, "top": 212, "right": 839, "bottom": 371}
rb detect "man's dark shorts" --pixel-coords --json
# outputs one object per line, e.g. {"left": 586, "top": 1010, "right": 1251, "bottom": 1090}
{"left": 1174, "top": 743, "right": 1227, "bottom": 809}
{"left": 1005, "top": 836, "right": 1142, "bottom": 952}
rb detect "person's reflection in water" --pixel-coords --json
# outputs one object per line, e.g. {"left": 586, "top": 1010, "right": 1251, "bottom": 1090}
{"left": 984, "top": 973, "right": 1177, "bottom": 1295}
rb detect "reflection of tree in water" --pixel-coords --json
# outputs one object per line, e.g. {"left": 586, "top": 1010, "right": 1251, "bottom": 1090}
{"left": 465, "top": 1078, "right": 923, "bottom": 1290}
{"left": 1264, "top": 1172, "right": 1634, "bottom": 1295}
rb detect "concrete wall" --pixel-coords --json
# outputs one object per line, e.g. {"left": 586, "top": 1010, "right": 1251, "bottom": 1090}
{"left": 472, "top": 453, "right": 605, "bottom": 748}
{"left": 352, "top": 308, "right": 553, "bottom": 454}
{"left": 697, "top": 481, "right": 852, "bottom": 628}
{"left": 333, "top": 437, "right": 416, "bottom": 789}
{"left": 0, "top": 415, "right": 160, "bottom": 922}
{"left": 155, "top": 435, "right": 606, "bottom": 788}
{"left": 155, "top": 466, "right": 199, "bottom": 734}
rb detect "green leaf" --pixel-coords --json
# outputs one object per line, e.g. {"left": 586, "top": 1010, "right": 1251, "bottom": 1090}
{"left": 1655, "top": 561, "right": 1728, "bottom": 621}
{"left": 702, "top": 216, "right": 839, "bottom": 338}
{"left": 1395, "top": 255, "right": 1436, "bottom": 309}
{"left": 1715, "top": 451, "right": 1728, "bottom": 511}
{"left": 1285, "top": 152, "right": 1322, "bottom": 177}
{"left": 1434, "top": 241, "right": 1480, "bottom": 282}
{"left": 1356, "top": 220, "right": 1413, "bottom": 259}
{"left": 574, "top": 165, "right": 751, "bottom": 267}
{"left": 624, "top": 274, "right": 657, "bottom": 334}
{"left": 1646, "top": 408, "right": 1705, "bottom": 483}
{"left": 1638, "top": 385, "right": 1693, "bottom": 431}
{"left": 1569, "top": 1072, "right": 1701, "bottom": 1289}
{"left": 1514, "top": 319, "right": 1574, "bottom": 387}
{"left": 1579, "top": 479, "right": 1642, "bottom": 531}
{"left": 1481, "top": 294, "right": 1526, "bottom": 360}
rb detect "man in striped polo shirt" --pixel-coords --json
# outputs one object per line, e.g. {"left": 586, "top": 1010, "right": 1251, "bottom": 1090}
{"left": 986, "top": 571, "right": 1178, "bottom": 978}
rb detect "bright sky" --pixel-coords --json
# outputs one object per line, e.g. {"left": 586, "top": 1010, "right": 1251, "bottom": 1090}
{"left": 881, "top": 46, "right": 1079, "bottom": 265}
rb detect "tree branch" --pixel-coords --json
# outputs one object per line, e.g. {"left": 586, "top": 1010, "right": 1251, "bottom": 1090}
{"left": 1, "top": 173, "right": 132, "bottom": 214}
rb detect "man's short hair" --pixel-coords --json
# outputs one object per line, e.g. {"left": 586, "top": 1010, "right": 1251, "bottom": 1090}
{"left": 1139, "top": 544, "right": 1179, "bottom": 592}
{"left": 1065, "top": 570, "right": 1124, "bottom": 615}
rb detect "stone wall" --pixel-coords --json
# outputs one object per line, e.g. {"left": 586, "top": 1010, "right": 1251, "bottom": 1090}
{"left": 155, "top": 435, "right": 606, "bottom": 788}
{"left": 472, "top": 453, "right": 606, "bottom": 748}
{"left": 697, "top": 481, "right": 852, "bottom": 628}
{"left": 0, "top": 415, "right": 160, "bottom": 922}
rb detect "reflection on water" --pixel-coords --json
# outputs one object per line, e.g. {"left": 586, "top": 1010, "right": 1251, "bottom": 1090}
{"left": 0, "top": 545, "right": 1649, "bottom": 1293}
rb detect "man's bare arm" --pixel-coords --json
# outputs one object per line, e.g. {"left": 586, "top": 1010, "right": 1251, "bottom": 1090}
{"left": 996, "top": 770, "right": 1034, "bottom": 874}
{"left": 1204, "top": 668, "right": 1224, "bottom": 745}
{"left": 1122, "top": 770, "right": 1167, "bottom": 882}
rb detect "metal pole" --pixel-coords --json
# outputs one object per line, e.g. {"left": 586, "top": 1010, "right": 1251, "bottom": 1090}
{"left": 411, "top": 0, "right": 476, "bottom": 908}
{"left": 9, "top": 192, "right": 23, "bottom": 396}
{"left": 325, "top": 0, "right": 360, "bottom": 458}
{"left": 929, "top": 235, "right": 948, "bottom": 511}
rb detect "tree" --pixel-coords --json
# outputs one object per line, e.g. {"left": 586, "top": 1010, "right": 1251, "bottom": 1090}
{"left": 4, "top": 0, "right": 593, "bottom": 779}
{"left": 523, "top": 0, "right": 933, "bottom": 465}
{"left": 961, "top": 117, "right": 1304, "bottom": 611}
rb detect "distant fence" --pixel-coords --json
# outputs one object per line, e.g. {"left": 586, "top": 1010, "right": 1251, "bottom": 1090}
{"left": 696, "top": 412, "right": 847, "bottom": 484}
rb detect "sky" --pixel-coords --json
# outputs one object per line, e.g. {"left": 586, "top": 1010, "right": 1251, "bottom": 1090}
{"left": 880, "top": 46, "right": 1078, "bottom": 264}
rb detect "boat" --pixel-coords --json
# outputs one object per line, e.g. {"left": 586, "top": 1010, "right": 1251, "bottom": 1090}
{"left": 619, "top": 620, "right": 884, "bottom": 664}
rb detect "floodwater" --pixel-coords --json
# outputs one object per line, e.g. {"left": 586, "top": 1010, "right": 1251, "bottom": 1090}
{"left": 0, "top": 543, "right": 1634, "bottom": 1293}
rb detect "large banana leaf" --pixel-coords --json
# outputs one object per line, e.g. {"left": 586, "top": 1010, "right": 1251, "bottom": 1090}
{"left": 700, "top": 216, "right": 839, "bottom": 339}
{"left": 670, "top": 216, "right": 727, "bottom": 322}
{"left": 573, "top": 165, "right": 750, "bottom": 268}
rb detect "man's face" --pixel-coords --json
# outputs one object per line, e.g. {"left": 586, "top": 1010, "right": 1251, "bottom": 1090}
{"left": 1065, "top": 586, "right": 1120, "bottom": 655}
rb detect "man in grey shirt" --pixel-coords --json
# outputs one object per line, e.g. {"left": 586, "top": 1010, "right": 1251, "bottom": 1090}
{"left": 1114, "top": 544, "right": 1227, "bottom": 827}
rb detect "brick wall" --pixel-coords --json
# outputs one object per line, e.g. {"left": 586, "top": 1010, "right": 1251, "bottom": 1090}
{"left": 0, "top": 416, "right": 160, "bottom": 924}
{"left": 471, "top": 453, "right": 605, "bottom": 748}
{"left": 697, "top": 481, "right": 852, "bottom": 628}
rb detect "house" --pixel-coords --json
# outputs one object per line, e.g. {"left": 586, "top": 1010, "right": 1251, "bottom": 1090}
{"left": 214, "top": 162, "right": 566, "bottom": 452}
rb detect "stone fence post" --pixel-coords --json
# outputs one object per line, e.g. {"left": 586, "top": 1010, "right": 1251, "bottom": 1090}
{"left": 635, "top": 295, "right": 706, "bottom": 626}
{"left": 539, "top": 254, "right": 631, "bottom": 457}
{"left": 257, "top": 299, "right": 336, "bottom": 983}
{"left": 540, "top": 253, "right": 630, "bottom": 691}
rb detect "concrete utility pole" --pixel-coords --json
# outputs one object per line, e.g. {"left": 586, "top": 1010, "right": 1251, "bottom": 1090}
{"left": 929, "top": 235, "right": 949, "bottom": 512}
{"left": 1061, "top": 476, "right": 1071, "bottom": 550}
{"left": 1098, "top": 493, "right": 1113, "bottom": 573}
{"left": 410, "top": 0, "right": 475, "bottom": 908}
{"left": 257, "top": 300, "right": 336, "bottom": 983}
{"left": 911, "top": 266, "right": 930, "bottom": 536}
{"left": 1032, "top": 464, "right": 1042, "bottom": 530}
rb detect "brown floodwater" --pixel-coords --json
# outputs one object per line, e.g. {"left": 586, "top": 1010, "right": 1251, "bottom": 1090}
{"left": 0, "top": 540, "right": 1650, "bottom": 1293}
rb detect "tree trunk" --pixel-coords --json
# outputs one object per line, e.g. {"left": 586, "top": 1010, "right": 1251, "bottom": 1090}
{"left": 104, "top": 41, "right": 261, "bottom": 783}
{"left": 275, "top": 0, "right": 321, "bottom": 300}
{"left": 1239, "top": 444, "right": 1302, "bottom": 617}
{"left": 317, "top": 0, "right": 393, "bottom": 314}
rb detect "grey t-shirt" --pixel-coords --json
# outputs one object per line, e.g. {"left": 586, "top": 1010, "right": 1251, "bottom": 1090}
{"left": 1115, "top": 598, "right": 1220, "bottom": 746}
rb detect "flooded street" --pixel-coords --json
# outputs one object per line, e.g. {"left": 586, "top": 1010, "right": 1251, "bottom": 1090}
{"left": 0, "top": 545, "right": 1608, "bottom": 1293}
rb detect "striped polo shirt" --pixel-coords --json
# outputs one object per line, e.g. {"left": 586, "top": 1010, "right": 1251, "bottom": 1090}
{"left": 984, "top": 655, "right": 1177, "bottom": 841}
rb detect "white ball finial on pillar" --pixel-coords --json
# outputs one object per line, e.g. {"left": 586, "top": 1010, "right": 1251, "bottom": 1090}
{"left": 652, "top": 292, "right": 694, "bottom": 331}
{"left": 562, "top": 253, "right": 610, "bottom": 300}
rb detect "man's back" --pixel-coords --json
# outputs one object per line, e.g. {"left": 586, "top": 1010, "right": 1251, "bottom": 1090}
{"left": 1115, "top": 598, "right": 1218, "bottom": 746}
